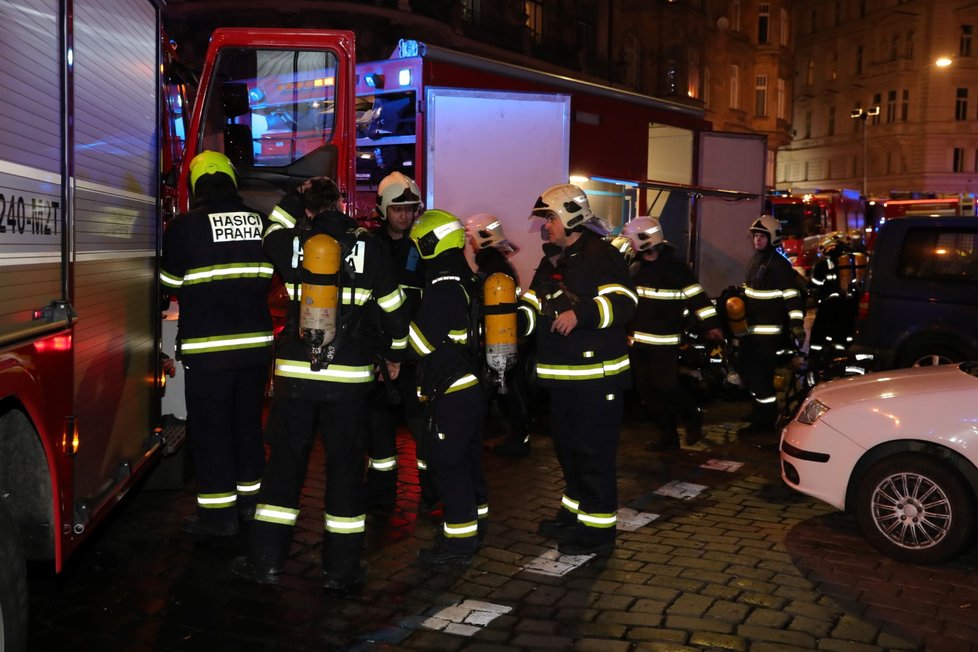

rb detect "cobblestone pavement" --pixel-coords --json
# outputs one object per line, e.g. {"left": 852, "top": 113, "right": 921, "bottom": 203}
{"left": 27, "top": 396, "right": 978, "bottom": 651}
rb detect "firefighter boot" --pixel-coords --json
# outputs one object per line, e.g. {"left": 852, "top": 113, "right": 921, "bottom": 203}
{"left": 418, "top": 532, "right": 477, "bottom": 567}
{"left": 557, "top": 528, "right": 616, "bottom": 557}
{"left": 231, "top": 556, "right": 283, "bottom": 585}
{"left": 537, "top": 511, "right": 578, "bottom": 543}
{"left": 322, "top": 562, "right": 368, "bottom": 598}
{"left": 684, "top": 407, "right": 705, "bottom": 446}
{"left": 183, "top": 509, "right": 239, "bottom": 539}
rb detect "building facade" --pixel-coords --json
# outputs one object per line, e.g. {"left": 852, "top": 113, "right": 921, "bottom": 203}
{"left": 779, "top": 0, "right": 978, "bottom": 198}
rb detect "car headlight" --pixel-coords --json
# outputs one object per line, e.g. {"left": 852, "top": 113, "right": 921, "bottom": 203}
{"left": 797, "top": 399, "right": 830, "bottom": 425}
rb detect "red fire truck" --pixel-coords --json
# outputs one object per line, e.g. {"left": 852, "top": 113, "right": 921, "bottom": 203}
{"left": 864, "top": 195, "right": 977, "bottom": 250}
{"left": 767, "top": 189, "right": 865, "bottom": 275}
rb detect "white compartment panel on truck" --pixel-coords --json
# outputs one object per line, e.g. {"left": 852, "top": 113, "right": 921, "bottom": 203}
{"left": 0, "top": 1, "right": 163, "bottom": 649}
{"left": 424, "top": 87, "right": 570, "bottom": 286}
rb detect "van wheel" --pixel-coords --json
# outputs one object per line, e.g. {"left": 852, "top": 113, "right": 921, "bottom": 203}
{"left": 899, "top": 342, "right": 966, "bottom": 368}
{"left": 0, "top": 498, "right": 28, "bottom": 652}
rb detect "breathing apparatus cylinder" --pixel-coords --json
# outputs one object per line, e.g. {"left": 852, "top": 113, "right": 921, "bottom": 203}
{"left": 299, "top": 234, "right": 340, "bottom": 368}
{"left": 725, "top": 295, "right": 748, "bottom": 337}
{"left": 483, "top": 272, "right": 518, "bottom": 393}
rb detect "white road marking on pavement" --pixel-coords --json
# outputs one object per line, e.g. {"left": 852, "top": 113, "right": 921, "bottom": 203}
{"left": 655, "top": 480, "right": 709, "bottom": 500}
{"left": 420, "top": 600, "right": 512, "bottom": 635}
{"left": 700, "top": 459, "right": 744, "bottom": 472}
{"left": 616, "top": 507, "right": 660, "bottom": 531}
{"left": 522, "top": 549, "right": 595, "bottom": 576}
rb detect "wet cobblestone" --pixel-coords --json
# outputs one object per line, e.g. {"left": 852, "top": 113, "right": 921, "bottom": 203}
{"left": 26, "top": 397, "right": 978, "bottom": 651}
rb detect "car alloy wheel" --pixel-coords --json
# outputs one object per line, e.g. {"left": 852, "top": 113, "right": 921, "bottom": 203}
{"left": 855, "top": 453, "right": 975, "bottom": 564}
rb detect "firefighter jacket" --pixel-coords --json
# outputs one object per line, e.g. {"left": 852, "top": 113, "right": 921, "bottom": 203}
{"left": 160, "top": 192, "right": 274, "bottom": 372}
{"left": 809, "top": 245, "right": 848, "bottom": 304}
{"left": 628, "top": 246, "right": 720, "bottom": 350}
{"left": 374, "top": 227, "right": 426, "bottom": 320}
{"left": 406, "top": 250, "right": 482, "bottom": 401}
{"left": 263, "top": 194, "right": 408, "bottom": 401}
{"left": 743, "top": 246, "right": 805, "bottom": 337}
{"left": 519, "top": 230, "right": 638, "bottom": 389}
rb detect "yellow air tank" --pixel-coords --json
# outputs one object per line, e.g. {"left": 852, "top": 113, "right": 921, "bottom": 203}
{"left": 483, "top": 272, "right": 518, "bottom": 392}
{"left": 300, "top": 234, "right": 340, "bottom": 359}
{"left": 725, "top": 295, "right": 748, "bottom": 337}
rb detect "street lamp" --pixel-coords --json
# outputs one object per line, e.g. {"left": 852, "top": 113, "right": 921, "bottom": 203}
{"left": 850, "top": 106, "right": 880, "bottom": 197}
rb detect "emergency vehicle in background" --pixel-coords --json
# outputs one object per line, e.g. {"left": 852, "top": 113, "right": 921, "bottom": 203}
{"left": 766, "top": 188, "right": 865, "bottom": 275}
{"left": 0, "top": 1, "right": 174, "bottom": 648}
{"left": 353, "top": 39, "right": 766, "bottom": 295}
{"left": 864, "top": 194, "right": 977, "bottom": 250}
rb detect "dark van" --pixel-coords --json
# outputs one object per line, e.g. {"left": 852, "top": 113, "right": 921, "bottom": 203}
{"left": 851, "top": 215, "right": 978, "bottom": 368}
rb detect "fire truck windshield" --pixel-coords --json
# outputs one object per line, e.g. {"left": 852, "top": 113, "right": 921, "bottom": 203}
{"left": 198, "top": 48, "right": 339, "bottom": 168}
{"left": 774, "top": 203, "right": 822, "bottom": 239}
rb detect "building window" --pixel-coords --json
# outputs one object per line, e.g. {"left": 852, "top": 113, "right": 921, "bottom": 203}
{"left": 901, "top": 89, "right": 910, "bottom": 121}
{"left": 891, "top": 34, "right": 900, "bottom": 60}
{"left": 827, "top": 106, "right": 835, "bottom": 135}
{"left": 906, "top": 31, "right": 914, "bottom": 59}
{"left": 956, "top": 88, "right": 969, "bottom": 121}
{"left": 855, "top": 45, "right": 863, "bottom": 74}
{"left": 780, "top": 7, "right": 789, "bottom": 47}
{"left": 887, "top": 90, "right": 897, "bottom": 122}
{"left": 806, "top": 58, "right": 815, "bottom": 86}
{"left": 804, "top": 110, "right": 812, "bottom": 138}
{"left": 852, "top": 103, "right": 862, "bottom": 133}
{"left": 732, "top": 0, "right": 741, "bottom": 32}
{"left": 687, "top": 47, "right": 700, "bottom": 99}
{"left": 872, "top": 93, "right": 882, "bottom": 124}
{"left": 730, "top": 65, "right": 740, "bottom": 109}
{"left": 776, "top": 78, "right": 786, "bottom": 120}
{"left": 810, "top": 9, "right": 817, "bottom": 34}
{"left": 962, "top": 25, "right": 973, "bottom": 58}
{"left": 758, "top": 3, "right": 770, "bottom": 44}
{"left": 830, "top": 51, "right": 838, "bottom": 80}
{"left": 577, "top": 0, "right": 596, "bottom": 55}
{"left": 954, "top": 147, "right": 965, "bottom": 172}
{"left": 525, "top": 0, "right": 543, "bottom": 43}
{"left": 755, "top": 74, "right": 768, "bottom": 117}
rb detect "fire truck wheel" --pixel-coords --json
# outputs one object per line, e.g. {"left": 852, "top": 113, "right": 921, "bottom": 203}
{"left": 0, "top": 497, "right": 28, "bottom": 652}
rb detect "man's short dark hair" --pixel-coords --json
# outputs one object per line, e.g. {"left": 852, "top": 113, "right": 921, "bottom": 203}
{"left": 303, "top": 177, "right": 342, "bottom": 215}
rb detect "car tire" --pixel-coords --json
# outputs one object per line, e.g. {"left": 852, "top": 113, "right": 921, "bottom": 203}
{"left": 899, "top": 341, "right": 967, "bottom": 368}
{"left": 855, "top": 453, "right": 976, "bottom": 564}
{"left": 0, "top": 497, "right": 28, "bottom": 652}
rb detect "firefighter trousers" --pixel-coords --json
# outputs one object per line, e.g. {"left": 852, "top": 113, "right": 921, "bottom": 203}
{"left": 183, "top": 364, "right": 266, "bottom": 527}
{"left": 550, "top": 386, "right": 622, "bottom": 543}
{"left": 424, "top": 384, "right": 488, "bottom": 553}
{"left": 629, "top": 347, "right": 698, "bottom": 434}
{"left": 739, "top": 335, "right": 780, "bottom": 426}
{"left": 246, "top": 395, "right": 366, "bottom": 575}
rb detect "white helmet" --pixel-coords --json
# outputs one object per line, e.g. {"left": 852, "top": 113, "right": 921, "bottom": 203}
{"left": 622, "top": 216, "right": 665, "bottom": 252}
{"left": 465, "top": 213, "right": 515, "bottom": 252}
{"left": 376, "top": 171, "right": 422, "bottom": 219}
{"left": 749, "top": 214, "right": 782, "bottom": 247}
{"left": 530, "top": 184, "right": 596, "bottom": 231}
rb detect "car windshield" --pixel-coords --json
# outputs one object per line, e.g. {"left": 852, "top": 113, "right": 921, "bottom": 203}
{"left": 961, "top": 362, "right": 978, "bottom": 378}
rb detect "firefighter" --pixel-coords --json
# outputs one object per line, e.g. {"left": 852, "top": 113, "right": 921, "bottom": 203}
{"left": 160, "top": 150, "right": 273, "bottom": 538}
{"left": 231, "top": 177, "right": 408, "bottom": 596}
{"left": 519, "top": 184, "right": 637, "bottom": 557}
{"left": 808, "top": 233, "right": 857, "bottom": 368}
{"left": 407, "top": 209, "right": 488, "bottom": 566}
{"left": 622, "top": 216, "right": 724, "bottom": 450}
{"left": 737, "top": 214, "right": 805, "bottom": 437}
{"left": 464, "top": 213, "right": 531, "bottom": 458}
{"left": 363, "top": 171, "right": 435, "bottom": 514}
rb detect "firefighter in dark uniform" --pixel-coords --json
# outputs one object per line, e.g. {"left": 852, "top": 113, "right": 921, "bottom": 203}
{"left": 231, "top": 177, "right": 408, "bottom": 595}
{"left": 464, "top": 213, "right": 531, "bottom": 458}
{"left": 621, "top": 216, "right": 724, "bottom": 450}
{"left": 808, "top": 233, "right": 857, "bottom": 368}
{"left": 364, "top": 172, "right": 435, "bottom": 513}
{"left": 407, "top": 209, "right": 488, "bottom": 566}
{"left": 738, "top": 214, "right": 805, "bottom": 436}
{"left": 519, "top": 184, "right": 637, "bottom": 557}
{"left": 160, "top": 150, "right": 273, "bottom": 538}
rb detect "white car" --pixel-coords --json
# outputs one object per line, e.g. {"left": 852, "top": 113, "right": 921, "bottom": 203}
{"left": 780, "top": 362, "right": 978, "bottom": 564}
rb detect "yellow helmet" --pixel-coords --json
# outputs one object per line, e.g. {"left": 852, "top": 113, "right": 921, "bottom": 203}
{"left": 410, "top": 209, "right": 465, "bottom": 259}
{"left": 188, "top": 150, "right": 237, "bottom": 194}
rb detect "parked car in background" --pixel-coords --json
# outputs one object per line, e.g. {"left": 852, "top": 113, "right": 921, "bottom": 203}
{"left": 850, "top": 215, "right": 978, "bottom": 368}
{"left": 780, "top": 362, "right": 978, "bottom": 564}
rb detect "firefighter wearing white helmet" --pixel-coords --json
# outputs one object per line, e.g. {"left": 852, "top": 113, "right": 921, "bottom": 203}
{"left": 406, "top": 209, "right": 488, "bottom": 566}
{"left": 621, "top": 217, "right": 723, "bottom": 450}
{"left": 233, "top": 177, "right": 409, "bottom": 595}
{"left": 160, "top": 150, "right": 273, "bottom": 539}
{"left": 464, "top": 213, "right": 530, "bottom": 458}
{"left": 519, "top": 184, "right": 638, "bottom": 557}
{"left": 738, "top": 214, "right": 805, "bottom": 437}
{"left": 363, "top": 171, "right": 432, "bottom": 515}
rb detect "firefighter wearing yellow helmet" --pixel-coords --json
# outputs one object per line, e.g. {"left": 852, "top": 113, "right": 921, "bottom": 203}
{"left": 464, "top": 213, "right": 530, "bottom": 458}
{"left": 232, "top": 177, "right": 409, "bottom": 596}
{"left": 738, "top": 214, "right": 805, "bottom": 437}
{"left": 160, "top": 150, "right": 272, "bottom": 539}
{"left": 621, "top": 216, "right": 723, "bottom": 450}
{"left": 518, "top": 184, "right": 638, "bottom": 557}
{"left": 406, "top": 208, "right": 488, "bottom": 566}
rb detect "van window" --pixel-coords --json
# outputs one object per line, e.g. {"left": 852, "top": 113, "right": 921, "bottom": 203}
{"left": 898, "top": 227, "right": 978, "bottom": 281}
